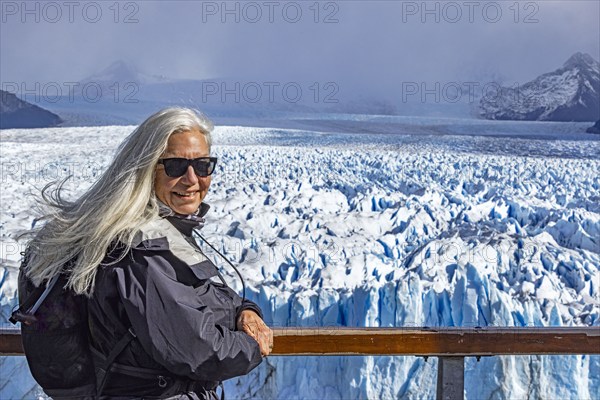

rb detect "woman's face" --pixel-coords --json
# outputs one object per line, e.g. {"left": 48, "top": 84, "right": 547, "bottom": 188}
{"left": 154, "top": 129, "right": 212, "bottom": 215}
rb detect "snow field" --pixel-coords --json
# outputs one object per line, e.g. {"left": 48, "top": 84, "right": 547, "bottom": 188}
{"left": 0, "top": 125, "right": 599, "bottom": 399}
{"left": 202, "top": 139, "right": 599, "bottom": 398}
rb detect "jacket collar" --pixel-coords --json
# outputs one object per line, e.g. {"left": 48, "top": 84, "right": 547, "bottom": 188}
{"left": 157, "top": 200, "right": 210, "bottom": 236}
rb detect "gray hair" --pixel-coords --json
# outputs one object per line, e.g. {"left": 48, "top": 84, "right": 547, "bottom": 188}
{"left": 21, "top": 107, "right": 214, "bottom": 295}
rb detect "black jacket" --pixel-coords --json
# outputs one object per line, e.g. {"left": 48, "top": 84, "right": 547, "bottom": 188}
{"left": 87, "top": 207, "right": 263, "bottom": 398}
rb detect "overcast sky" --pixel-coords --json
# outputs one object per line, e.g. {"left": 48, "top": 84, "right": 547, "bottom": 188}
{"left": 1, "top": 0, "right": 598, "bottom": 100}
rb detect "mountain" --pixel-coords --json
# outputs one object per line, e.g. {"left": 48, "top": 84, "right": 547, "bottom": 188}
{"left": 587, "top": 119, "right": 600, "bottom": 134}
{"left": 77, "top": 60, "right": 168, "bottom": 87}
{"left": 71, "top": 60, "right": 169, "bottom": 99}
{"left": 479, "top": 52, "right": 600, "bottom": 122}
{"left": 0, "top": 90, "right": 62, "bottom": 129}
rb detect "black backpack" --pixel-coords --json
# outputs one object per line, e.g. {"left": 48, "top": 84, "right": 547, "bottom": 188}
{"left": 9, "top": 250, "right": 134, "bottom": 399}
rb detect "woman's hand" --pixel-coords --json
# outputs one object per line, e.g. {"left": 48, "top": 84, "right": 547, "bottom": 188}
{"left": 236, "top": 310, "right": 273, "bottom": 357}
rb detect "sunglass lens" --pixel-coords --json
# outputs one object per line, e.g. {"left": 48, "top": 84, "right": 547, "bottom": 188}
{"left": 192, "top": 159, "right": 216, "bottom": 177}
{"left": 163, "top": 159, "right": 188, "bottom": 177}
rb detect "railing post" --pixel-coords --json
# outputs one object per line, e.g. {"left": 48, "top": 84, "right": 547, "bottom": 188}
{"left": 436, "top": 356, "right": 464, "bottom": 400}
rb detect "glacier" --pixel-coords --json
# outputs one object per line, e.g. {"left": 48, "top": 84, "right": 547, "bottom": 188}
{"left": 0, "top": 119, "right": 599, "bottom": 399}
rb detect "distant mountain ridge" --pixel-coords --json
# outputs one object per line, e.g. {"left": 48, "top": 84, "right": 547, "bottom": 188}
{"left": 0, "top": 90, "right": 62, "bottom": 129}
{"left": 479, "top": 52, "right": 600, "bottom": 122}
{"left": 24, "top": 56, "right": 600, "bottom": 127}
{"left": 77, "top": 60, "right": 169, "bottom": 86}
{"left": 70, "top": 60, "right": 170, "bottom": 99}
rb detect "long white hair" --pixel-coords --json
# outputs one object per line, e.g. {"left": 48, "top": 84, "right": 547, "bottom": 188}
{"left": 21, "top": 107, "right": 214, "bottom": 296}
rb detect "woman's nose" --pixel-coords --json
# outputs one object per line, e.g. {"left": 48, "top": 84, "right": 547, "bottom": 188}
{"left": 181, "top": 165, "right": 199, "bottom": 185}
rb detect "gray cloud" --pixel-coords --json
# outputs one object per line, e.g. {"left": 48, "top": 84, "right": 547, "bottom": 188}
{"left": 1, "top": 0, "right": 598, "bottom": 101}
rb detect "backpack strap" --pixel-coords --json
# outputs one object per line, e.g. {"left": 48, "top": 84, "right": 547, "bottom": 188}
{"left": 9, "top": 274, "right": 60, "bottom": 325}
{"left": 94, "top": 327, "right": 137, "bottom": 394}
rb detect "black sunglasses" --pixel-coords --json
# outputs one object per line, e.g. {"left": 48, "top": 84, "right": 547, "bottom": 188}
{"left": 157, "top": 157, "right": 218, "bottom": 177}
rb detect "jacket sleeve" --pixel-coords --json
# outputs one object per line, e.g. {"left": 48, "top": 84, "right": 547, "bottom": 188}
{"left": 114, "top": 254, "right": 263, "bottom": 382}
{"left": 236, "top": 299, "right": 264, "bottom": 324}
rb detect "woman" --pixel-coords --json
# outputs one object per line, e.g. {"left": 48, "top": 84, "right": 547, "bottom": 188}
{"left": 21, "top": 107, "right": 272, "bottom": 398}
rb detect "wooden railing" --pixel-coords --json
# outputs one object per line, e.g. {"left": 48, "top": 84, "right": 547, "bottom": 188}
{"left": 2, "top": 327, "right": 599, "bottom": 399}
{"left": 270, "top": 326, "right": 600, "bottom": 355}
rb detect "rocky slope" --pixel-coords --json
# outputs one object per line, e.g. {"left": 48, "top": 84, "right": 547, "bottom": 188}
{"left": 479, "top": 52, "right": 600, "bottom": 122}
{"left": 0, "top": 90, "right": 62, "bottom": 129}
